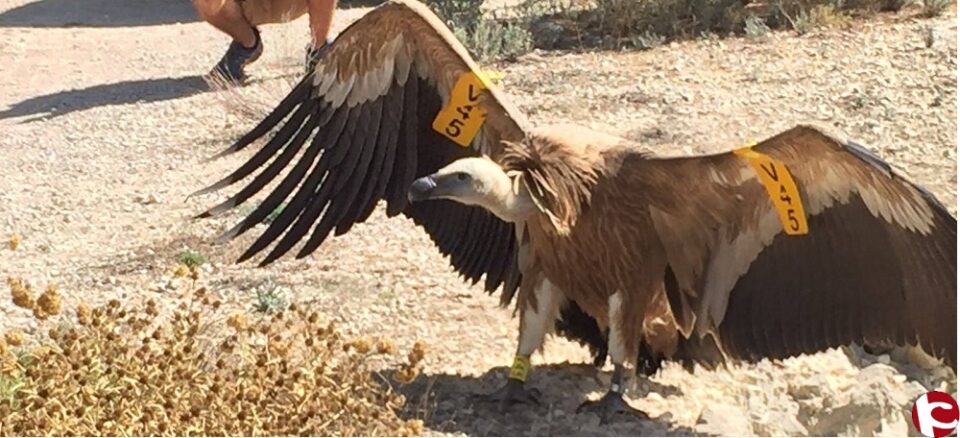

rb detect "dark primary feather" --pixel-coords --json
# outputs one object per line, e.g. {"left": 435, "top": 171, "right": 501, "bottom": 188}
{"left": 386, "top": 73, "right": 420, "bottom": 216}
{"left": 194, "top": 100, "right": 318, "bottom": 199}
{"left": 242, "top": 118, "right": 345, "bottom": 264}
{"left": 216, "top": 108, "right": 327, "bottom": 243}
{"left": 194, "top": 100, "right": 320, "bottom": 212}
{"left": 346, "top": 85, "right": 405, "bottom": 229}
{"left": 233, "top": 118, "right": 329, "bottom": 259}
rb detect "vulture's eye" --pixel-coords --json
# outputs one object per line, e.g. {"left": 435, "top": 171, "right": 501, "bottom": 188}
{"left": 456, "top": 172, "right": 469, "bottom": 181}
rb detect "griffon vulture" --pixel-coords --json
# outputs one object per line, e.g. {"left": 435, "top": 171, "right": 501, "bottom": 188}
{"left": 195, "top": 0, "right": 957, "bottom": 421}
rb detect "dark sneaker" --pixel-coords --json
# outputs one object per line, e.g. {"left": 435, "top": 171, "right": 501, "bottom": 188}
{"left": 305, "top": 36, "right": 335, "bottom": 75}
{"left": 208, "top": 27, "right": 263, "bottom": 85}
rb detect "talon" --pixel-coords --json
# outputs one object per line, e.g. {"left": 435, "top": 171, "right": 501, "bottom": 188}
{"left": 576, "top": 391, "right": 649, "bottom": 425}
{"left": 482, "top": 378, "right": 541, "bottom": 411}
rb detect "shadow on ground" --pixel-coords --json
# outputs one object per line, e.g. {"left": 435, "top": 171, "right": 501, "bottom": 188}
{"left": 0, "top": 76, "right": 209, "bottom": 122}
{"left": 0, "top": 0, "right": 197, "bottom": 27}
{"left": 390, "top": 363, "right": 703, "bottom": 436}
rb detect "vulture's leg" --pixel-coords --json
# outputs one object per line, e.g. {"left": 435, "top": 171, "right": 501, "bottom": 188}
{"left": 576, "top": 291, "right": 650, "bottom": 424}
{"left": 484, "top": 276, "right": 561, "bottom": 410}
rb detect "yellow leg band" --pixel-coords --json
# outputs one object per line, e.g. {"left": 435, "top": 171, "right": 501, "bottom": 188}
{"left": 508, "top": 355, "right": 531, "bottom": 382}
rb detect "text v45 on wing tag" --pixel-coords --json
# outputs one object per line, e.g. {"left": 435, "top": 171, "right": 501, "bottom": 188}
{"left": 433, "top": 71, "right": 491, "bottom": 147}
{"left": 733, "top": 145, "right": 809, "bottom": 235}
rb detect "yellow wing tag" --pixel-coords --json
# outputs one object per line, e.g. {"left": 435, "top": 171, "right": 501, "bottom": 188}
{"left": 508, "top": 355, "right": 530, "bottom": 382}
{"left": 432, "top": 71, "right": 489, "bottom": 147}
{"left": 733, "top": 145, "right": 809, "bottom": 235}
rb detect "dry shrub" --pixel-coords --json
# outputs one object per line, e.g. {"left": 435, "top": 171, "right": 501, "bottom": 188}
{"left": 0, "top": 277, "right": 425, "bottom": 436}
{"left": 594, "top": 0, "right": 750, "bottom": 42}
{"left": 786, "top": 3, "right": 852, "bottom": 34}
{"left": 425, "top": 0, "right": 535, "bottom": 61}
{"left": 921, "top": 0, "right": 953, "bottom": 16}
{"left": 516, "top": 0, "right": 925, "bottom": 50}
{"left": 584, "top": 0, "right": 852, "bottom": 42}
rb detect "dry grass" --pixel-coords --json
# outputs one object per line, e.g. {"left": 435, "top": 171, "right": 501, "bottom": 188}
{"left": 206, "top": 73, "right": 301, "bottom": 127}
{"left": 0, "top": 274, "right": 426, "bottom": 436}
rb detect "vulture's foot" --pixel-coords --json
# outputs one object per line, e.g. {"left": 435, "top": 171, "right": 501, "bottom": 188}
{"left": 576, "top": 391, "right": 648, "bottom": 425}
{"left": 482, "top": 379, "right": 542, "bottom": 411}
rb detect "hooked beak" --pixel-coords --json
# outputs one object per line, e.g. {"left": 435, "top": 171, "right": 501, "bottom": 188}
{"left": 408, "top": 175, "right": 438, "bottom": 203}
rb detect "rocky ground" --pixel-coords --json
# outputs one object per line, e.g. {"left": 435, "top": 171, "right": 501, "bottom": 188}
{"left": 0, "top": 0, "right": 956, "bottom": 435}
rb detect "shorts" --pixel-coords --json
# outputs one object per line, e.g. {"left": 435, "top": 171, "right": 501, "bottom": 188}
{"left": 237, "top": 0, "right": 309, "bottom": 25}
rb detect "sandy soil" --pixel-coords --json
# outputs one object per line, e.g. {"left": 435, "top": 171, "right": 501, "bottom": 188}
{"left": 0, "top": 0, "right": 956, "bottom": 435}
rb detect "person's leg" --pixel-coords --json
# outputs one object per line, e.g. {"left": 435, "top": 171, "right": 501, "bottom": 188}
{"left": 195, "top": 0, "right": 264, "bottom": 83}
{"left": 307, "top": 0, "right": 337, "bottom": 48}
{"left": 304, "top": 0, "right": 337, "bottom": 73}
{"left": 193, "top": 0, "right": 258, "bottom": 47}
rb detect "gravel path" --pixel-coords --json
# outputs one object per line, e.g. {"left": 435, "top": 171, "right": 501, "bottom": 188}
{"left": 0, "top": 1, "right": 956, "bottom": 435}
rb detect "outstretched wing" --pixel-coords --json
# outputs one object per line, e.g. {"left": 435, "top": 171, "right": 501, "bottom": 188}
{"left": 195, "top": 0, "right": 529, "bottom": 298}
{"left": 632, "top": 125, "right": 956, "bottom": 368}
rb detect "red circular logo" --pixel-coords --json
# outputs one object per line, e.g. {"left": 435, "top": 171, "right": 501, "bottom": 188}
{"left": 913, "top": 391, "right": 959, "bottom": 438}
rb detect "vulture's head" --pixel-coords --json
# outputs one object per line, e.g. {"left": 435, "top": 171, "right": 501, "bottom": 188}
{"left": 408, "top": 157, "right": 535, "bottom": 223}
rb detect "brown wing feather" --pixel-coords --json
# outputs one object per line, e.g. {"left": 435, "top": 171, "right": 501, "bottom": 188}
{"left": 632, "top": 125, "right": 955, "bottom": 368}
{"left": 194, "top": 0, "right": 528, "bottom": 299}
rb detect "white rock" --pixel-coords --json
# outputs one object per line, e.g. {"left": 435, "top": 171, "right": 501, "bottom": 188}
{"left": 789, "top": 374, "right": 831, "bottom": 399}
{"left": 696, "top": 405, "right": 754, "bottom": 436}
{"left": 803, "top": 364, "right": 926, "bottom": 436}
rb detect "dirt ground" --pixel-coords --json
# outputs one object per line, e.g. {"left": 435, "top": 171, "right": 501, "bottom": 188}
{"left": 0, "top": 0, "right": 956, "bottom": 435}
